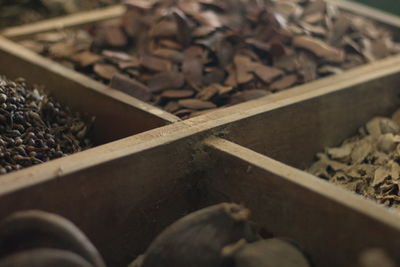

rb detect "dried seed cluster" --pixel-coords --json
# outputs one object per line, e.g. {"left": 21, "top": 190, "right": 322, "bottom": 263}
{"left": 308, "top": 110, "right": 400, "bottom": 210}
{"left": 0, "top": 77, "right": 93, "bottom": 174}
{"left": 0, "top": 0, "right": 118, "bottom": 28}
{"left": 21, "top": 0, "right": 400, "bottom": 119}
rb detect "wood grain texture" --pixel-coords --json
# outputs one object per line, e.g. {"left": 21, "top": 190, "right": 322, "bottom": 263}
{"left": 1, "top": 5, "right": 126, "bottom": 40}
{"left": 327, "top": 0, "right": 400, "bottom": 28}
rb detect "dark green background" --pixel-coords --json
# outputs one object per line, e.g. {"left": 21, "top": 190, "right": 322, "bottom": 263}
{"left": 353, "top": 0, "right": 400, "bottom": 15}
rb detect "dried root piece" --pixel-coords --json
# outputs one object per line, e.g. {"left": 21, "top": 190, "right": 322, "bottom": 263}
{"left": 0, "top": 210, "right": 105, "bottom": 267}
{"left": 222, "top": 238, "right": 311, "bottom": 267}
{"left": 139, "top": 203, "right": 259, "bottom": 267}
{"left": 0, "top": 248, "right": 93, "bottom": 267}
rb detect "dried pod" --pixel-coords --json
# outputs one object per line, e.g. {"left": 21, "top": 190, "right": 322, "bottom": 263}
{"left": 0, "top": 210, "right": 105, "bottom": 267}
{"left": 222, "top": 238, "right": 311, "bottom": 267}
{"left": 140, "top": 203, "right": 259, "bottom": 267}
{"left": 0, "top": 248, "right": 93, "bottom": 267}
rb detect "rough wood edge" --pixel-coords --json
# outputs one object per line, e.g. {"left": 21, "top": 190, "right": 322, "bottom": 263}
{"left": 0, "top": 35, "right": 179, "bottom": 123}
{"left": 326, "top": 0, "right": 400, "bottom": 28}
{"left": 1, "top": 5, "right": 126, "bottom": 40}
{"left": 0, "top": 53, "right": 399, "bottom": 195}
{"left": 203, "top": 136, "right": 400, "bottom": 230}
{"left": 185, "top": 54, "right": 400, "bottom": 127}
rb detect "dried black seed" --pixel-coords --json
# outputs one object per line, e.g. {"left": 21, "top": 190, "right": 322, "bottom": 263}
{"left": 0, "top": 76, "right": 94, "bottom": 174}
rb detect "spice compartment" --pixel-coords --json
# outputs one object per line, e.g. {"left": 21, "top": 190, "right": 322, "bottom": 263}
{"left": 0, "top": 35, "right": 177, "bottom": 147}
{"left": 3, "top": 0, "right": 400, "bottom": 120}
{"left": 0, "top": 123, "right": 400, "bottom": 267}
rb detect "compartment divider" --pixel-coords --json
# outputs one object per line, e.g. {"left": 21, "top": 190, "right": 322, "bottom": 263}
{"left": 1, "top": 5, "right": 126, "bottom": 40}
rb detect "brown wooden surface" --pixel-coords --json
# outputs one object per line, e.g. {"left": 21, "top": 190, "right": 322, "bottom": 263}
{"left": 1, "top": 5, "right": 125, "bottom": 41}
{"left": 327, "top": 0, "right": 400, "bottom": 28}
{"left": 0, "top": 134, "right": 202, "bottom": 267}
{"left": 0, "top": 36, "right": 178, "bottom": 145}
{"left": 203, "top": 137, "right": 400, "bottom": 267}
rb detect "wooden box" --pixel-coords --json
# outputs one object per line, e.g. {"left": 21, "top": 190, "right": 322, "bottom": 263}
{"left": 0, "top": 1, "right": 399, "bottom": 267}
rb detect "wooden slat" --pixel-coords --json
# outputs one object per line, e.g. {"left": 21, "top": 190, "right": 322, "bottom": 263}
{"left": 326, "top": 0, "right": 400, "bottom": 28}
{"left": 0, "top": 134, "right": 199, "bottom": 266}
{"left": 203, "top": 137, "right": 400, "bottom": 267}
{"left": 1, "top": 5, "right": 126, "bottom": 40}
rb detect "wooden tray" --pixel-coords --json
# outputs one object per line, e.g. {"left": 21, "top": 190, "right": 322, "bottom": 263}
{"left": 0, "top": 2, "right": 399, "bottom": 267}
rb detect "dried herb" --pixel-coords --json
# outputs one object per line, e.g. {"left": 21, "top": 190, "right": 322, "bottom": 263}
{"left": 308, "top": 109, "right": 400, "bottom": 210}
{"left": 0, "top": 76, "right": 94, "bottom": 174}
{"left": 21, "top": 0, "right": 400, "bottom": 118}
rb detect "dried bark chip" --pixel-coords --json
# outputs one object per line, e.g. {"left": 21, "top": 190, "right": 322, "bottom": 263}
{"left": 20, "top": 40, "right": 45, "bottom": 54}
{"left": 201, "top": 71, "right": 223, "bottom": 87}
{"left": 182, "top": 56, "right": 203, "bottom": 87}
{"left": 225, "top": 64, "right": 238, "bottom": 87}
{"left": 233, "top": 55, "right": 254, "bottom": 84}
{"left": 197, "top": 85, "right": 218, "bottom": 101}
{"left": 109, "top": 73, "right": 152, "bottom": 101}
{"left": 302, "top": 12, "right": 324, "bottom": 24}
{"left": 328, "top": 13, "right": 351, "bottom": 46}
{"left": 104, "top": 26, "right": 128, "bottom": 47}
{"left": 178, "top": 0, "right": 201, "bottom": 15}
{"left": 216, "top": 84, "right": 233, "bottom": 95}
{"left": 318, "top": 65, "right": 343, "bottom": 75}
{"left": 178, "top": 99, "right": 217, "bottom": 110}
{"left": 35, "top": 32, "right": 66, "bottom": 43}
{"left": 161, "top": 90, "right": 194, "bottom": 99}
{"left": 251, "top": 63, "right": 284, "bottom": 84}
{"left": 245, "top": 38, "right": 271, "bottom": 52}
{"left": 152, "top": 48, "right": 185, "bottom": 63}
{"left": 302, "top": 1, "right": 326, "bottom": 17}
{"left": 140, "top": 55, "right": 172, "bottom": 72}
{"left": 293, "top": 35, "right": 344, "bottom": 62}
{"left": 48, "top": 42, "right": 77, "bottom": 58}
{"left": 164, "top": 101, "right": 180, "bottom": 113}
{"left": 93, "top": 63, "right": 118, "bottom": 80}
{"left": 102, "top": 50, "right": 134, "bottom": 62}
{"left": 147, "top": 71, "right": 185, "bottom": 93}
{"left": 193, "top": 11, "right": 222, "bottom": 28}
{"left": 274, "top": 1, "right": 303, "bottom": 19}
{"left": 118, "top": 59, "right": 141, "bottom": 69}
{"left": 150, "top": 20, "right": 178, "bottom": 37}
{"left": 297, "top": 51, "right": 318, "bottom": 82}
{"left": 173, "top": 9, "right": 192, "bottom": 47}
{"left": 159, "top": 39, "right": 183, "bottom": 50}
{"left": 273, "top": 54, "right": 298, "bottom": 72}
{"left": 71, "top": 51, "right": 101, "bottom": 67}
{"left": 370, "top": 38, "right": 392, "bottom": 60}
{"left": 299, "top": 22, "right": 326, "bottom": 36}
{"left": 270, "top": 74, "right": 298, "bottom": 91}
{"left": 193, "top": 26, "right": 216, "bottom": 37}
